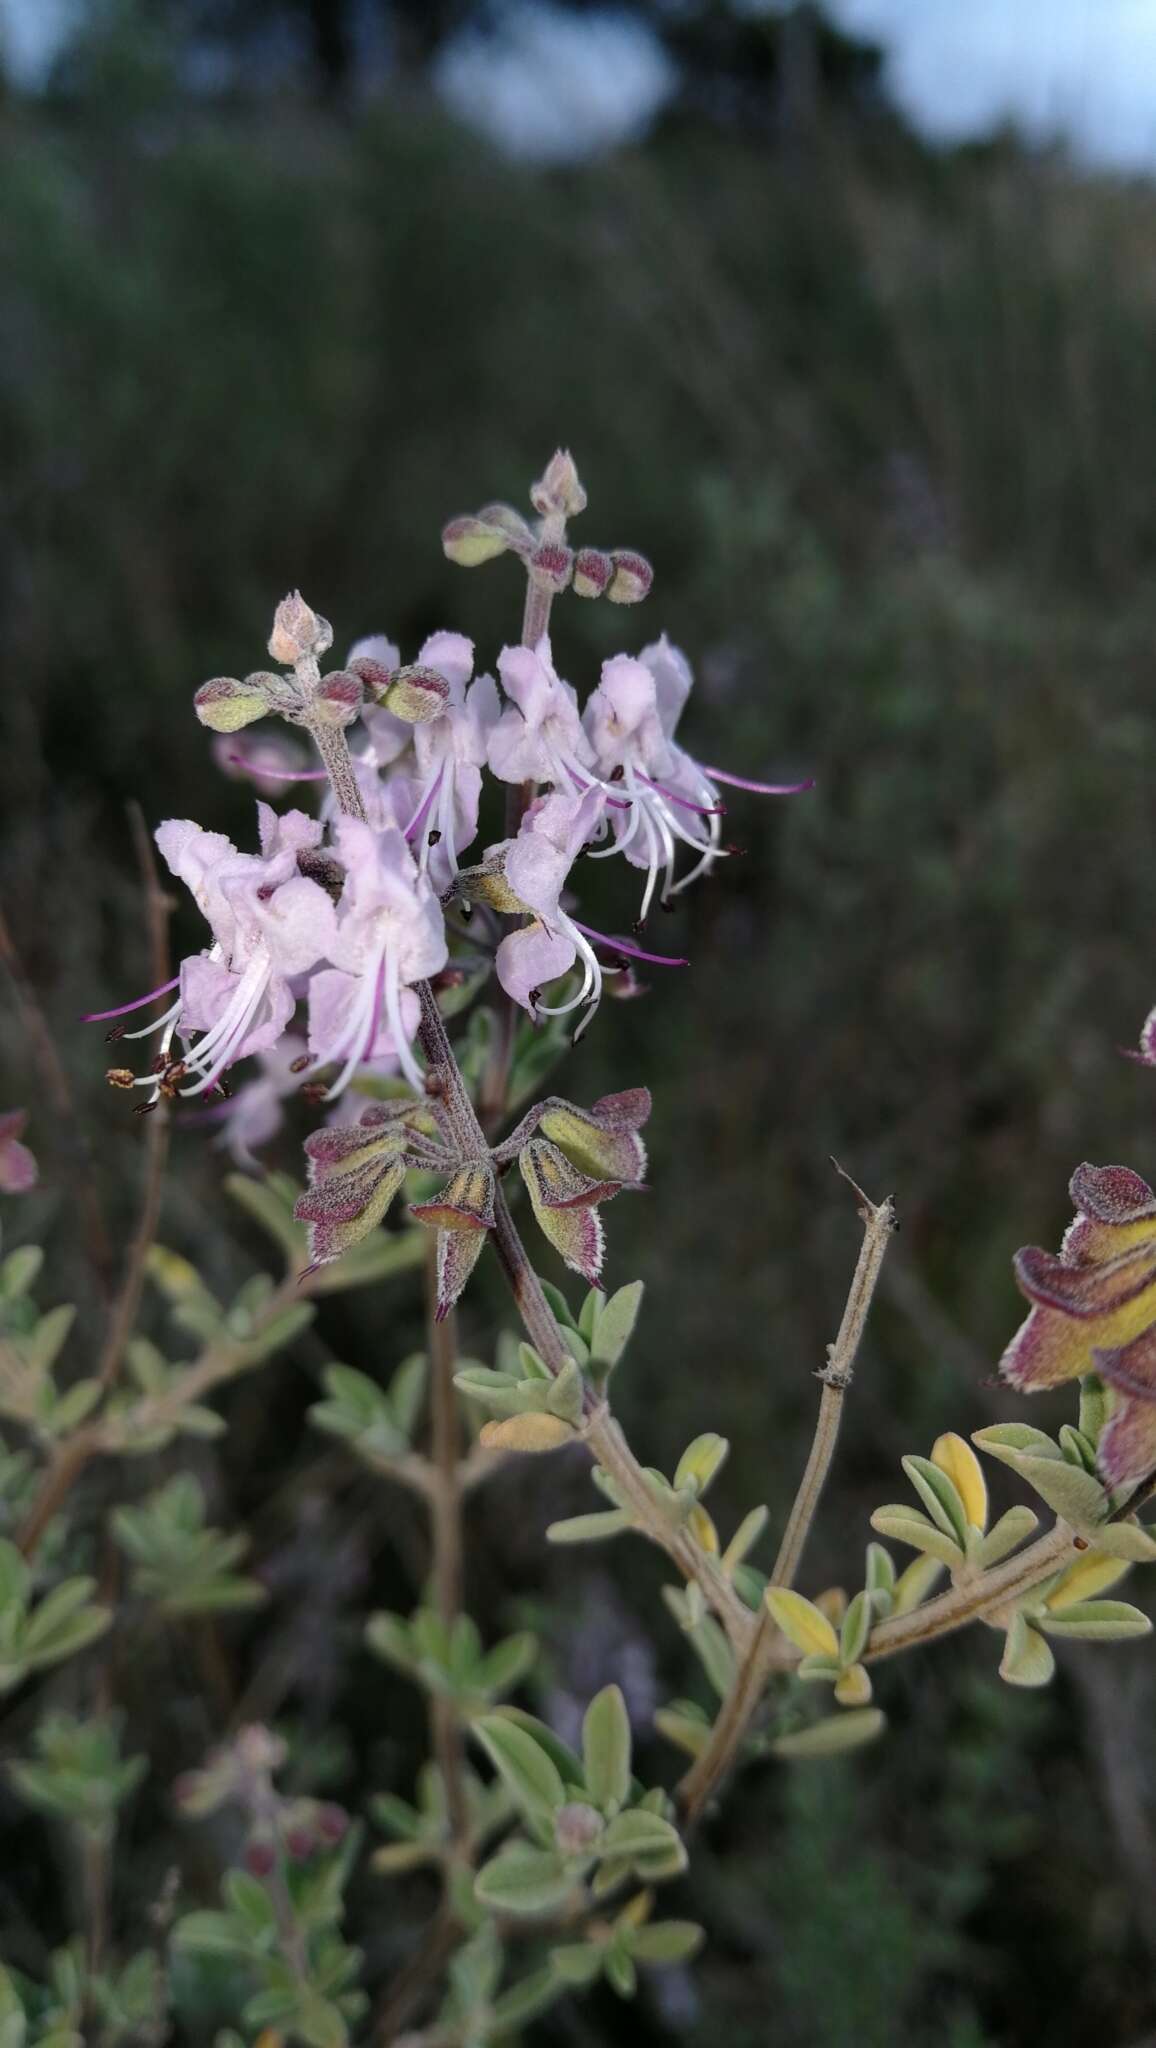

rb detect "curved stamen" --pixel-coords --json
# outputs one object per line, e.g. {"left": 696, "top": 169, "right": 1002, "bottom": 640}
{"left": 636, "top": 772, "right": 725, "bottom": 818}
{"left": 383, "top": 951, "right": 426, "bottom": 1096}
{"left": 322, "top": 946, "right": 388, "bottom": 1102}
{"left": 83, "top": 976, "right": 181, "bottom": 1023}
{"left": 705, "top": 767, "right": 815, "bottom": 795}
{"left": 572, "top": 921, "right": 689, "bottom": 967}
{"left": 405, "top": 764, "right": 446, "bottom": 848}
{"left": 225, "top": 755, "right": 328, "bottom": 784}
{"left": 179, "top": 955, "right": 273, "bottom": 1096}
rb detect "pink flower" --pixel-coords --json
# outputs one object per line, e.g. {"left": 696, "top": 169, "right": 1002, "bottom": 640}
{"left": 582, "top": 636, "right": 812, "bottom": 917}
{"left": 0, "top": 1111, "right": 37, "bottom": 1194}
{"left": 85, "top": 805, "right": 338, "bottom": 1106}
{"left": 386, "top": 632, "right": 500, "bottom": 889}
{"left": 493, "top": 790, "right": 607, "bottom": 1020}
{"left": 488, "top": 638, "right": 597, "bottom": 791}
{"left": 307, "top": 817, "right": 447, "bottom": 1098}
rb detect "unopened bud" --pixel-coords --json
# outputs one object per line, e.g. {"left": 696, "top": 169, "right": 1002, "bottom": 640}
{"left": 477, "top": 501, "right": 534, "bottom": 547}
{"left": 194, "top": 673, "right": 277, "bottom": 734}
{"left": 554, "top": 1802, "right": 604, "bottom": 1857}
{"left": 380, "top": 664, "right": 450, "bottom": 724}
{"left": 312, "top": 669, "right": 364, "bottom": 727}
{"left": 243, "top": 1834, "right": 277, "bottom": 1879}
{"left": 606, "top": 551, "right": 653, "bottom": 605}
{"left": 528, "top": 542, "right": 574, "bottom": 594}
{"left": 347, "top": 655, "right": 394, "bottom": 695}
{"left": 442, "top": 514, "right": 514, "bottom": 568}
{"left": 317, "top": 1802, "right": 349, "bottom": 1844}
{"left": 572, "top": 548, "right": 613, "bottom": 599}
{"left": 531, "top": 449, "right": 588, "bottom": 519}
{"left": 268, "top": 591, "right": 333, "bottom": 665}
{"left": 285, "top": 1823, "right": 317, "bottom": 1863}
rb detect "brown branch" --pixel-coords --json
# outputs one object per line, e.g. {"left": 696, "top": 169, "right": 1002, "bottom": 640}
{"left": 426, "top": 1236, "right": 470, "bottom": 1847}
{"left": 677, "top": 1172, "right": 896, "bottom": 1825}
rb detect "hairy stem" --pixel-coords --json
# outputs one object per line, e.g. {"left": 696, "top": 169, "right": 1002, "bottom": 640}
{"left": 678, "top": 1175, "right": 896, "bottom": 1823}
{"left": 426, "top": 1236, "right": 471, "bottom": 1846}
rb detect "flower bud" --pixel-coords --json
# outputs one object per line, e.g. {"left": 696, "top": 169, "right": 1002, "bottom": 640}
{"left": 606, "top": 551, "right": 653, "bottom": 605}
{"left": 347, "top": 655, "right": 394, "bottom": 695}
{"left": 477, "top": 501, "right": 534, "bottom": 547}
{"left": 243, "top": 1833, "right": 277, "bottom": 1878}
{"left": 531, "top": 449, "right": 588, "bottom": 519}
{"left": 312, "top": 669, "right": 364, "bottom": 727}
{"left": 528, "top": 542, "right": 574, "bottom": 594}
{"left": 317, "top": 1802, "right": 350, "bottom": 1844}
{"left": 268, "top": 591, "right": 333, "bottom": 665}
{"left": 442, "top": 514, "right": 514, "bottom": 568}
{"left": 572, "top": 548, "right": 613, "bottom": 599}
{"left": 194, "top": 673, "right": 275, "bottom": 734}
{"left": 379, "top": 664, "right": 450, "bottom": 724}
{"left": 284, "top": 1821, "right": 317, "bottom": 1863}
{"left": 554, "top": 1801, "right": 604, "bottom": 1857}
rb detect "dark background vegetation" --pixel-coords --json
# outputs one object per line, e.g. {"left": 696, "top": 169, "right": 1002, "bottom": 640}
{"left": 3, "top": 2, "right": 1156, "bottom": 2042}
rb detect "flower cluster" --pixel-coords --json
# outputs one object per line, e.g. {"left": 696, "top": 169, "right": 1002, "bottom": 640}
{"left": 91, "top": 602, "right": 809, "bottom": 1138}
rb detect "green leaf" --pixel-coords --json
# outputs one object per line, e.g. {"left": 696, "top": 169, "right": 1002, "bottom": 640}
{"left": 604, "top": 1945, "right": 637, "bottom": 1998}
{"left": 625, "top": 1920, "right": 705, "bottom": 1966}
{"left": 764, "top": 1588, "right": 840, "bottom": 1659}
{"left": 589, "top": 1281, "right": 644, "bottom": 1377}
{"left": 1088, "top": 1521, "right": 1156, "bottom": 1562}
{"left": 839, "top": 1590, "right": 871, "bottom": 1668}
{"left": 599, "top": 1808, "right": 686, "bottom": 1877}
{"left": 471, "top": 1715, "right": 566, "bottom": 1820}
{"left": 771, "top": 1709, "right": 886, "bottom": 1760}
{"left": 490, "top": 1965, "right": 565, "bottom": 2027}
{"left": 673, "top": 1433, "right": 729, "bottom": 1497}
{"left": 869, "top": 1506, "right": 963, "bottom": 1569}
{"left": 582, "top": 1685, "right": 631, "bottom": 1813}
{"left": 999, "top": 1611, "right": 1055, "bottom": 1687}
{"left": 901, "top": 1455, "right": 968, "bottom": 1546}
{"left": 1005, "top": 1453, "right": 1107, "bottom": 1529}
{"left": 545, "top": 1357, "right": 584, "bottom": 1426}
{"left": 978, "top": 1504, "right": 1039, "bottom": 1568}
{"left": 0, "top": 1541, "right": 30, "bottom": 1613}
{"left": 174, "top": 1910, "right": 256, "bottom": 1958}
{"left": 0, "top": 1248, "right": 43, "bottom": 1298}
{"left": 473, "top": 1844, "right": 575, "bottom": 1916}
{"left": 550, "top": 1942, "right": 604, "bottom": 1987}
{"left": 475, "top": 1632, "right": 537, "bottom": 1699}
{"left": 546, "top": 1509, "right": 632, "bottom": 1545}
{"left": 223, "top": 1869, "right": 277, "bottom": 1938}
{"left": 1037, "top": 1599, "right": 1152, "bottom": 1641}
{"left": 972, "top": 1423, "right": 1063, "bottom": 1462}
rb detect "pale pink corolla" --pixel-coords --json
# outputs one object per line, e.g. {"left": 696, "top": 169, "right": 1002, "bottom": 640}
{"left": 307, "top": 817, "right": 447, "bottom": 1098}
{"left": 583, "top": 635, "right": 812, "bottom": 916}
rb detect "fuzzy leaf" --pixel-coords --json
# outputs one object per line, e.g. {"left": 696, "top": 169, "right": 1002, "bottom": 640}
{"left": 869, "top": 1506, "right": 963, "bottom": 1569}
{"left": 582, "top": 1685, "right": 631, "bottom": 1813}
{"left": 478, "top": 1411, "right": 575, "bottom": 1453}
{"left": 473, "top": 1844, "right": 576, "bottom": 1916}
{"left": 931, "top": 1432, "right": 988, "bottom": 1531}
{"left": 978, "top": 1504, "right": 1039, "bottom": 1568}
{"left": 999, "top": 1611, "right": 1055, "bottom": 1687}
{"left": 673, "top": 1433, "right": 729, "bottom": 1497}
{"left": 771, "top": 1709, "right": 885, "bottom": 1760}
{"left": 626, "top": 1921, "right": 705, "bottom": 1967}
{"left": 471, "top": 1715, "right": 566, "bottom": 1820}
{"left": 1038, "top": 1599, "right": 1152, "bottom": 1640}
{"left": 765, "top": 1587, "right": 840, "bottom": 1659}
{"left": 902, "top": 1455, "right": 968, "bottom": 1546}
{"left": 546, "top": 1509, "right": 632, "bottom": 1545}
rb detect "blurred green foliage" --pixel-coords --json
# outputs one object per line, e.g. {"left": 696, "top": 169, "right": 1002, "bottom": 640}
{"left": 4, "top": 22, "right": 1156, "bottom": 2044}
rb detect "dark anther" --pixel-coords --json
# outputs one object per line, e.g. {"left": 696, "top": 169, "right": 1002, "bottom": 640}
{"left": 428, "top": 829, "right": 442, "bottom": 847}
{"left": 459, "top": 901, "right": 473, "bottom": 922}
{"left": 105, "top": 1023, "right": 127, "bottom": 1042}
{"left": 528, "top": 987, "right": 542, "bottom": 1007}
{"left": 289, "top": 1053, "right": 313, "bottom": 1074}
{"left": 150, "top": 1052, "right": 170, "bottom": 1074}
{"left": 106, "top": 1068, "right": 135, "bottom": 1089}
{"left": 300, "top": 1081, "right": 328, "bottom": 1105}
{"left": 609, "top": 764, "right": 625, "bottom": 782}
{"left": 133, "top": 1099, "right": 158, "bottom": 1116}
{"left": 659, "top": 897, "right": 677, "bottom": 913}
{"left": 213, "top": 1076, "right": 233, "bottom": 1099}
{"left": 631, "top": 919, "right": 647, "bottom": 936}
